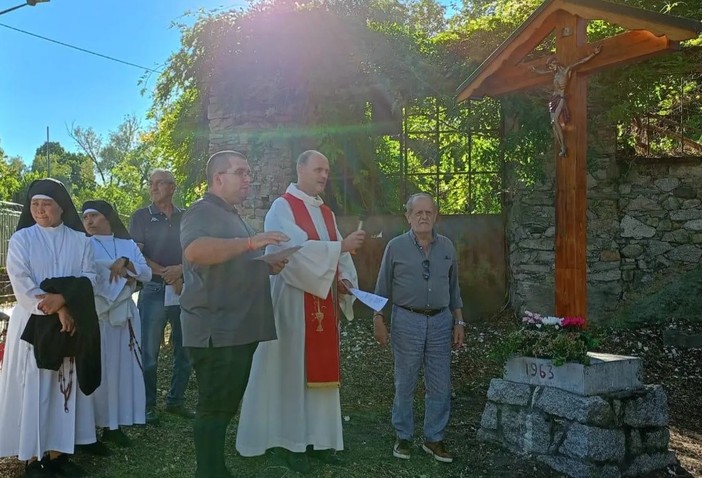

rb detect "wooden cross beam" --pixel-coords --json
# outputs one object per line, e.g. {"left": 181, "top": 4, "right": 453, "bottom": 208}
{"left": 455, "top": 0, "right": 701, "bottom": 321}
{"left": 550, "top": 13, "right": 686, "bottom": 318}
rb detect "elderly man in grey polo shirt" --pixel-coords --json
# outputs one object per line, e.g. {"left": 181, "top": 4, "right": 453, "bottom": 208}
{"left": 373, "top": 192, "right": 465, "bottom": 464}
{"left": 180, "top": 150, "right": 289, "bottom": 478}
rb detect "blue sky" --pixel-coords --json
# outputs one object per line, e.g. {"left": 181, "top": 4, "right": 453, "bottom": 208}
{"left": 0, "top": 0, "right": 242, "bottom": 163}
{"left": 0, "top": 0, "right": 454, "bottom": 164}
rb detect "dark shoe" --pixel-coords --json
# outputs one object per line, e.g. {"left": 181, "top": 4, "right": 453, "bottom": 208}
{"left": 145, "top": 409, "right": 160, "bottom": 425}
{"left": 393, "top": 438, "right": 412, "bottom": 460}
{"left": 24, "top": 460, "right": 55, "bottom": 478}
{"left": 75, "top": 441, "right": 112, "bottom": 456}
{"left": 46, "top": 455, "right": 87, "bottom": 477}
{"left": 102, "top": 428, "right": 132, "bottom": 447}
{"left": 422, "top": 440, "right": 453, "bottom": 463}
{"left": 286, "top": 451, "right": 311, "bottom": 474}
{"left": 308, "top": 448, "right": 344, "bottom": 466}
{"left": 165, "top": 404, "right": 195, "bottom": 419}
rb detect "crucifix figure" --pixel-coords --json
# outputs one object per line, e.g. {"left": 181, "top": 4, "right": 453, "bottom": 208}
{"left": 531, "top": 45, "right": 602, "bottom": 157}
{"left": 456, "top": 0, "right": 701, "bottom": 322}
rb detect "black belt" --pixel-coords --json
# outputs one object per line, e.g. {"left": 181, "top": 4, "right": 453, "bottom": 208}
{"left": 399, "top": 305, "right": 445, "bottom": 316}
{"left": 149, "top": 275, "right": 164, "bottom": 283}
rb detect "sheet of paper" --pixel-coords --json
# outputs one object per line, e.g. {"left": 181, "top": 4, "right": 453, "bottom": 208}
{"left": 253, "top": 246, "right": 302, "bottom": 264}
{"left": 96, "top": 260, "right": 127, "bottom": 302}
{"left": 164, "top": 284, "right": 180, "bottom": 307}
{"left": 348, "top": 288, "right": 388, "bottom": 312}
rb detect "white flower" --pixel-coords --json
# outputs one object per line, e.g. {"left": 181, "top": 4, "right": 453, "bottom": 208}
{"left": 542, "top": 316, "right": 562, "bottom": 326}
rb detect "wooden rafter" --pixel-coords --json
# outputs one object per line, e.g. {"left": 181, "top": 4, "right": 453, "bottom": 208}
{"left": 454, "top": 0, "right": 701, "bottom": 320}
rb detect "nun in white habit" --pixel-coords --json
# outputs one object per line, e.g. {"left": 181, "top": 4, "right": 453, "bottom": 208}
{"left": 82, "top": 200, "right": 151, "bottom": 447}
{"left": 0, "top": 178, "right": 97, "bottom": 477}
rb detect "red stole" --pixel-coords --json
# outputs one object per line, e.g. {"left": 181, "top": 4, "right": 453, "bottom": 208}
{"left": 282, "top": 193, "right": 340, "bottom": 388}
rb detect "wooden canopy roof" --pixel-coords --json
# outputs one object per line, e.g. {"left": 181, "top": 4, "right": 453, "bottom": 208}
{"left": 456, "top": 0, "right": 702, "bottom": 101}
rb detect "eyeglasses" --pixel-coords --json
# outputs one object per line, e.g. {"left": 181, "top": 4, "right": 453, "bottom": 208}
{"left": 219, "top": 169, "right": 253, "bottom": 179}
{"left": 422, "top": 259, "right": 430, "bottom": 281}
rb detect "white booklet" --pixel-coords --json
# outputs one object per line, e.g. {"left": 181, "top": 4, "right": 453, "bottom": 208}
{"left": 348, "top": 288, "right": 388, "bottom": 312}
{"left": 164, "top": 284, "right": 180, "bottom": 307}
{"left": 253, "top": 246, "right": 302, "bottom": 264}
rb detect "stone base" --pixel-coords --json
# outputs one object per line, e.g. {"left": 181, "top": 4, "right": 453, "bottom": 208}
{"left": 503, "top": 353, "right": 643, "bottom": 396}
{"left": 478, "top": 378, "right": 675, "bottom": 478}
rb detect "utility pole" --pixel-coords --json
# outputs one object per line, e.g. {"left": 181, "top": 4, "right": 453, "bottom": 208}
{"left": 46, "top": 126, "right": 50, "bottom": 177}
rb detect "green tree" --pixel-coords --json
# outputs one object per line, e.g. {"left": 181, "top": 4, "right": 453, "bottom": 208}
{"left": 30, "top": 142, "right": 96, "bottom": 199}
{"left": 0, "top": 144, "right": 24, "bottom": 202}
{"left": 70, "top": 115, "right": 161, "bottom": 216}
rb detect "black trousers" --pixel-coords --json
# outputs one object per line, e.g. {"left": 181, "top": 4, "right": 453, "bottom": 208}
{"left": 188, "top": 342, "right": 258, "bottom": 478}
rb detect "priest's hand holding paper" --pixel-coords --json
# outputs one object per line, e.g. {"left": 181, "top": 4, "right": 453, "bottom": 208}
{"left": 337, "top": 278, "right": 353, "bottom": 295}
{"left": 36, "top": 292, "right": 66, "bottom": 315}
{"left": 341, "top": 230, "right": 366, "bottom": 253}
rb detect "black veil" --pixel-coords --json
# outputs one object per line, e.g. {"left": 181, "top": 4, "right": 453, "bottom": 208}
{"left": 16, "top": 178, "right": 85, "bottom": 233}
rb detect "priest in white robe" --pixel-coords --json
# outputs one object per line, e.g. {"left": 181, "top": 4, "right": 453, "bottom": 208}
{"left": 236, "top": 150, "right": 366, "bottom": 474}
{"left": 0, "top": 179, "right": 97, "bottom": 477}
{"left": 82, "top": 200, "right": 152, "bottom": 448}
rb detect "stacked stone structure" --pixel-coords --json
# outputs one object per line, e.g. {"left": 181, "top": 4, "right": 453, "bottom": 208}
{"left": 478, "top": 355, "right": 674, "bottom": 478}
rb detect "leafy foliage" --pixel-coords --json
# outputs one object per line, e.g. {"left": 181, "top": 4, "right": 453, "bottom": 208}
{"left": 494, "top": 328, "right": 596, "bottom": 366}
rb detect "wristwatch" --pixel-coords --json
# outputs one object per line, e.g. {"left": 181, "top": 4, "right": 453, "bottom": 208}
{"left": 454, "top": 320, "right": 466, "bottom": 327}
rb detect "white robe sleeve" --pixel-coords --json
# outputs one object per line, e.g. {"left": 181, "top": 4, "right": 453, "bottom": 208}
{"left": 128, "top": 240, "right": 152, "bottom": 283}
{"left": 6, "top": 233, "right": 43, "bottom": 315}
{"left": 264, "top": 198, "right": 341, "bottom": 300}
{"left": 332, "top": 219, "right": 358, "bottom": 320}
{"left": 80, "top": 235, "right": 97, "bottom": 288}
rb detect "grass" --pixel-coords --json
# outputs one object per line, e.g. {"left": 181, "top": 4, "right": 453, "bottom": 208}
{"left": 0, "top": 312, "right": 563, "bottom": 478}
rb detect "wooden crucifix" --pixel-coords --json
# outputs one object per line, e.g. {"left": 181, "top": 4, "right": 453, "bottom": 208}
{"left": 456, "top": 0, "right": 701, "bottom": 320}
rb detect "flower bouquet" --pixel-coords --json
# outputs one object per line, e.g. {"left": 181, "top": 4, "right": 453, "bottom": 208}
{"left": 493, "top": 311, "right": 597, "bottom": 366}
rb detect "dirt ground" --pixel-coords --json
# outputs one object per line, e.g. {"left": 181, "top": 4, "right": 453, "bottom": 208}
{"left": 0, "top": 309, "right": 700, "bottom": 477}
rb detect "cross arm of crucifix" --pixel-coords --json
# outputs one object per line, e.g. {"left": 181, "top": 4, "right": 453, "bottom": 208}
{"left": 568, "top": 45, "right": 603, "bottom": 70}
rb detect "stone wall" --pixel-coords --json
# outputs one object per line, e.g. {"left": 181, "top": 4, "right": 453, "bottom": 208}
{"left": 479, "top": 379, "right": 674, "bottom": 478}
{"left": 508, "top": 123, "right": 702, "bottom": 321}
{"left": 207, "top": 83, "right": 302, "bottom": 230}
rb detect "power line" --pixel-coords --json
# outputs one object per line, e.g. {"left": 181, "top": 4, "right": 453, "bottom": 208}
{"left": 0, "top": 22, "right": 163, "bottom": 73}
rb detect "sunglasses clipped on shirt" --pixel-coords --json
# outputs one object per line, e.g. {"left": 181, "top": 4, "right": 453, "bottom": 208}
{"left": 422, "top": 259, "right": 430, "bottom": 281}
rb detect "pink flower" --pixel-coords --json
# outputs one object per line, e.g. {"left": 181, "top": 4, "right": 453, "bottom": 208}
{"left": 562, "top": 316, "right": 586, "bottom": 329}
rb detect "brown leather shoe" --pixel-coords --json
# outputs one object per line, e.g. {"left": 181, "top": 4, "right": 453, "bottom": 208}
{"left": 422, "top": 440, "right": 453, "bottom": 463}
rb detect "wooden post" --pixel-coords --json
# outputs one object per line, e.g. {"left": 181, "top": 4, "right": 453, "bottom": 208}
{"left": 554, "top": 14, "right": 588, "bottom": 319}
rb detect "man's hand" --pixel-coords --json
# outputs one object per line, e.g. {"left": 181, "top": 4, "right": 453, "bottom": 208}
{"left": 109, "top": 257, "right": 129, "bottom": 283}
{"left": 373, "top": 314, "right": 389, "bottom": 347}
{"left": 337, "top": 279, "right": 353, "bottom": 295}
{"left": 173, "top": 277, "right": 184, "bottom": 295}
{"left": 57, "top": 307, "right": 76, "bottom": 336}
{"left": 268, "top": 259, "right": 288, "bottom": 275}
{"left": 251, "top": 232, "right": 290, "bottom": 250}
{"left": 341, "top": 230, "right": 366, "bottom": 253}
{"left": 161, "top": 265, "right": 183, "bottom": 285}
{"left": 36, "top": 293, "right": 66, "bottom": 315}
{"left": 453, "top": 324, "right": 465, "bottom": 350}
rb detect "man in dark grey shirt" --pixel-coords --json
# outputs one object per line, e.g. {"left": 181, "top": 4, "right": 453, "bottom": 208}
{"left": 130, "top": 168, "right": 191, "bottom": 424}
{"left": 180, "top": 150, "right": 288, "bottom": 478}
{"left": 373, "top": 193, "right": 465, "bottom": 464}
